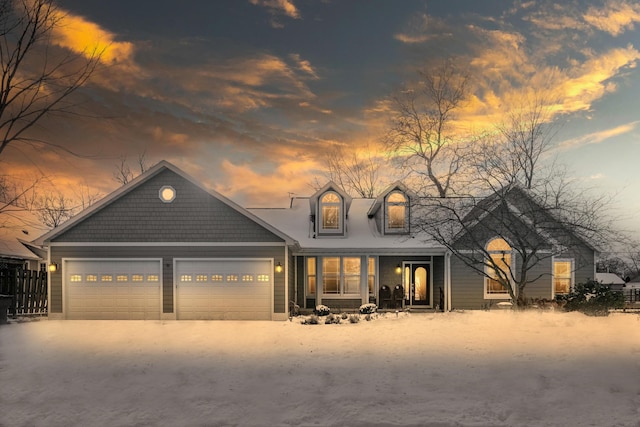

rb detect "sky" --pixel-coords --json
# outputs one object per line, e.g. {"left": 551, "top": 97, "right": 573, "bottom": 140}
{"left": 3, "top": 0, "right": 640, "bottom": 235}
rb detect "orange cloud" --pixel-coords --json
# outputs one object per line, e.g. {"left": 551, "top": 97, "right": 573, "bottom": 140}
{"left": 249, "top": 0, "right": 300, "bottom": 19}
{"left": 559, "top": 121, "right": 640, "bottom": 149}
{"left": 51, "top": 9, "right": 135, "bottom": 65}
{"left": 584, "top": 0, "right": 640, "bottom": 36}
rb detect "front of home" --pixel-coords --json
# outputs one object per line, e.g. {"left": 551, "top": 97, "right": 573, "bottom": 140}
{"left": 34, "top": 161, "right": 596, "bottom": 320}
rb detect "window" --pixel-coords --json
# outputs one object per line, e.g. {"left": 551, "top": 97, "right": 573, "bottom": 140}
{"left": 212, "top": 274, "right": 223, "bottom": 282}
{"left": 485, "top": 238, "right": 512, "bottom": 298}
{"left": 321, "top": 256, "right": 361, "bottom": 295}
{"left": 368, "top": 257, "right": 376, "bottom": 295}
{"left": 554, "top": 259, "right": 573, "bottom": 295}
{"left": 147, "top": 274, "right": 159, "bottom": 282}
{"left": 196, "top": 274, "right": 208, "bottom": 282}
{"left": 257, "top": 274, "right": 269, "bottom": 282}
{"left": 180, "top": 274, "right": 192, "bottom": 282}
{"left": 386, "top": 192, "right": 408, "bottom": 233}
{"left": 307, "top": 257, "right": 316, "bottom": 295}
{"left": 70, "top": 274, "right": 82, "bottom": 282}
{"left": 159, "top": 185, "right": 176, "bottom": 203}
{"left": 101, "top": 275, "right": 113, "bottom": 282}
{"left": 131, "top": 274, "right": 144, "bottom": 282}
{"left": 86, "top": 274, "right": 97, "bottom": 282}
{"left": 320, "top": 192, "right": 341, "bottom": 232}
{"left": 242, "top": 274, "right": 254, "bottom": 282}
{"left": 226, "top": 274, "right": 239, "bottom": 282}
{"left": 116, "top": 275, "right": 128, "bottom": 282}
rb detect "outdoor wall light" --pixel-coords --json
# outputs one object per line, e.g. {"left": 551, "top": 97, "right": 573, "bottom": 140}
{"left": 395, "top": 264, "right": 402, "bottom": 275}
{"left": 48, "top": 262, "right": 58, "bottom": 273}
{"left": 275, "top": 262, "right": 283, "bottom": 273}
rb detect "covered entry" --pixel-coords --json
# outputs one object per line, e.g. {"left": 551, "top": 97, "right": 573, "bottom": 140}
{"left": 403, "top": 262, "right": 432, "bottom": 307}
{"left": 175, "top": 258, "right": 273, "bottom": 320}
{"left": 64, "top": 259, "right": 162, "bottom": 320}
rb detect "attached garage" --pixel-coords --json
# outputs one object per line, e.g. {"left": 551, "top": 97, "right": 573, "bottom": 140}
{"left": 64, "top": 259, "right": 162, "bottom": 320}
{"left": 175, "top": 259, "right": 273, "bottom": 320}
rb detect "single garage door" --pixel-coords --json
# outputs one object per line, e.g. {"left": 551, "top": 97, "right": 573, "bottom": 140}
{"left": 65, "top": 259, "right": 162, "bottom": 320}
{"left": 176, "top": 259, "right": 272, "bottom": 320}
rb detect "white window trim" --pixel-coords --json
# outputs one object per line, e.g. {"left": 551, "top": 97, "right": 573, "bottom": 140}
{"left": 384, "top": 191, "right": 409, "bottom": 235}
{"left": 484, "top": 239, "right": 513, "bottom": 300}
{"left": 318, "top": 191, "right": 343, "bottom": 235}
{"left": 552, "top": 257, "right": 574, "bottom": 297}
{"left": 318, "top": 256, "right": 362, "bottom": 298}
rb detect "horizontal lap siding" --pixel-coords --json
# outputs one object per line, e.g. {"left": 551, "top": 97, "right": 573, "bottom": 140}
{"left": 450, "top": 256, "right": 485, "bottom": 310}
{"left": 50, "top": 246, "right": 286, "bottom": 315}
{"left": 52, "top": 169, "right": 282, "bottom": 243}
{"left": 522, "top": 256, "right": 552, "bottom": 300}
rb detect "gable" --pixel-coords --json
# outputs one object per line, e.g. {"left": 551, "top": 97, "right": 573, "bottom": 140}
{"left": 51, "top": 168, "right": 284, "bottom": 243}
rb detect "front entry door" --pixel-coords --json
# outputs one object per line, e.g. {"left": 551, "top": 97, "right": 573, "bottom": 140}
{"left": 404, "top": 263, "right": 430, "bottom": 306}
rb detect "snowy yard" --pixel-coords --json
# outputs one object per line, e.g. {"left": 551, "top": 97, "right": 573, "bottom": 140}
{"left": 1, "top": 311, "right": 640, "bottom": 427}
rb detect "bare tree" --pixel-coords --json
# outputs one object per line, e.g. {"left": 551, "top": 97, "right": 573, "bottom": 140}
{"left": 472, "top": 92, "right": 560, "bottom": 191}
{"left": 415, "top": 180, "right": 618, "bottom": 307}
{"left": 113, "top": 152, "right": 150, "bottom": 185}
{"left": 34, "top": 190, "right": 73, "bottom": 228}
{"left": 0, "top": 0, "right": 101, "bottom": 158}
{"left": 313, "top": 145, "right": 385, "bottom": 198}
{"left": 387, "top": 59, "right": 470, "bottom": 197}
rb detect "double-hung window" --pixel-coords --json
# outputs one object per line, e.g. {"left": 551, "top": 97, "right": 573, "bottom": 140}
{"left": 322, "top": 256, "right": 361, "bottom": 295}
{"left": 485, "top": 238, "right": 512, "bottom": 298}
{"left": 553, "top": 259, "right": 573, "bottom": 295}
{"left": 320, "top": 192, "right": 342, "bottom": 233}
{"left": 385, "top": 191, "right": 408, "bottom": 233}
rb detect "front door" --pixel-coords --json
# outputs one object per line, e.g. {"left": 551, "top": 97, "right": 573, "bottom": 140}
{"left": 403, "top": 263, "right": 430, "bottom": 306}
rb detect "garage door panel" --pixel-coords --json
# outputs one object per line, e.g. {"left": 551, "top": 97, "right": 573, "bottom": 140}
{"left": 176, "top": 259, "right": 273, "bottom": 320}
{"left": 66, "top": 260, "right": 161, "bottom": 320}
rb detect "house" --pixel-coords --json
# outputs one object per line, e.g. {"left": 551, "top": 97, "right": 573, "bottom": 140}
{"left": 0, "top": 210, "right": 48, "bottom": 273}
{"left": 595, "top": 272, "right": 626, "bottom": 291}
{"left": 33, "top": 161, "right": 597, "bottom": 320}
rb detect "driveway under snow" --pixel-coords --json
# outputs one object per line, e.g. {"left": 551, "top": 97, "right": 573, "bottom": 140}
{"left": 1, "top": 311, "right": 639, "bottom": 427}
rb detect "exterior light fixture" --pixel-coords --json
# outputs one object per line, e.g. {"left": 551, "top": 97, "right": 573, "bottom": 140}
{"left": 275, "top": 262, "right": 283, "bottom": 273}
{"left": 48, "top": 262, "right": 58, "bottom": 273}
{"left": 395, "top": 264, "right": 402, "bottom": 275}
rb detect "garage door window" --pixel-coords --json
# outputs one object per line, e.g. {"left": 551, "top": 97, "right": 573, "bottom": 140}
{"left": 227, "top": 274, "right": 239, "bottom": 282}
{"left": 70, "top": 274, "right": 82, "bottom": 282}
{"left": 147, "top": 274, "right": 159, "bottom": 282}
{"left": 180, "top": 275, "right": 192, "bottom": 282}
{"left": 196, "top": 274, "right": 208, "bottom": 282}
{"left": 101, "top": 275, "right": 113, "bottom": 282}
{"left": 257, "top": 274, "right": 269, "bottom": 282}
{"left": 117, "top": 275, "right": 128, "bottom": 282}
{"left": 212, "top": 274, "right": 223, "bottom": 282}
{"left": 132, "top": 275, "right": 143, "bottom": 282}
{"left": 86, "top": 275, "right": 97, "bottom": 282}
{"left": 242, "top": 274, "right": 254, "bottom": 282}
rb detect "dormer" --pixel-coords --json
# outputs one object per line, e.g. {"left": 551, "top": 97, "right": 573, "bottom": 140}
{"left": 309, "top": 182, "right": 352, "bottom": 237}
{"left": 367, "top": 182, "right": 414, "bottom": 235}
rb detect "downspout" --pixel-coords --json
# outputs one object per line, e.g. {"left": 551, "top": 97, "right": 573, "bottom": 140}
{"left": 445, "top": 251, "right": 452, "bottom": 312}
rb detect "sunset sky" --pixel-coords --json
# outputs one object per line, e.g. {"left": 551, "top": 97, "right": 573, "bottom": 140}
{"left": 3, "top": 0, "right": 640, "bottom": 234}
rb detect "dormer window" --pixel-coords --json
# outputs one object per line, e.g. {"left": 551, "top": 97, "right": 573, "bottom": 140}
{"left": 385, "top": 191, "right": 408, "bottom": 234}
{"left": 320, "top": 192, "right": 342, "bottom": 233}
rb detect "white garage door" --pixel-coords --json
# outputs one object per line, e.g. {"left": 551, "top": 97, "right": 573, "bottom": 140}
{"left": 65, "top": 259, "right": 162, "bottom": 320}
{"left": 176, "top": 259, "right": 272, "bottom": 320}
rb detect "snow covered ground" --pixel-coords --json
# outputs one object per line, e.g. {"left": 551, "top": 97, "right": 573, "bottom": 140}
{"left": 1, "top": 311, "right": 639, "bottom": 427}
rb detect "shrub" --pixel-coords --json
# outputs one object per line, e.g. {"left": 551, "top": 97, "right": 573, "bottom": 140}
{"left": 301, "top": 315, "right": 319, "bottom": 325}
{"left": 348, "top": 314, "right": 360, "bottom": 323}
{"left": 340, "top": 312, "right": 348, "bottom": 320}
{"left": 314, "top": 305, "right": 330, "bottom": 316}
{"left": 562, "top": 279, "right": 625, "bottom": 316}
{"left": 324, "top": 313, "right": 341, "bottom": 324}
{"left": 359, "top": 303, "right": 377, "bottom": 314}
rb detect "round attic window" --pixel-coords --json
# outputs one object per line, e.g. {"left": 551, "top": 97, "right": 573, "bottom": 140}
{"left": 159, "top": 185, "right": 176, "bottom": 203}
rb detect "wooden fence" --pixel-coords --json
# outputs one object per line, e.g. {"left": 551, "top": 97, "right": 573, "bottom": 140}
{"left": 623, "top": 288, "right": 640, "bottom": 306}
{"left": 0, "top": 269, "right": 48, "bottom": 317}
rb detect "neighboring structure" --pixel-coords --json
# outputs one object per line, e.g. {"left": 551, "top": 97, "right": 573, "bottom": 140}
{"left": 0, "top": 211, "right": 47, "bottom": 273}
{"left": 595, "top": 272, "right": 626, "bottom": 291}
{"left": 33, "top": 161, "right": 598, "bottom": 320}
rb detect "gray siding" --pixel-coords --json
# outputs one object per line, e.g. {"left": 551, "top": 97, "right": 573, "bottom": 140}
{"left": 50, "top": 245, "right": 286, "bottom": 314}
{"left": 53, "top": 169, "right": 283, "bottom": 243}
{"left": 450, "top": 256, "right": 485, "bottom": 310}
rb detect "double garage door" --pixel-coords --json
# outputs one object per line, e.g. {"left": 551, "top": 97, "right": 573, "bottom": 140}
{"left": 65, "top": 259, "right": 273, "bottom": 320}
